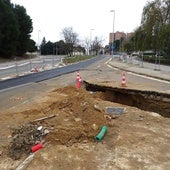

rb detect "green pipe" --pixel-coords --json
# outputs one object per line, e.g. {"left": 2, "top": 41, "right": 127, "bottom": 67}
{"left": 95, "top": 125, "right": 108, "bottom": 141}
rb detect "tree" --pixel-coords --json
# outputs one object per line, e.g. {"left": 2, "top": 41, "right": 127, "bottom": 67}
{"left": 0, "top": 0, "right": 19, "bottom": 56}
{"left": 40, "top": 37, "right": 47, "bottom": 55}
{"left": 27, "top": 39, "right": 37, "bottom": 53}
{"left": 92, "top": 36, "right": 104, "bottom": 55}
{"left": 0, "top": 0, "right": 33, "bottom": 57}
{"left": 83, "top": 37, "right": 90, "bottom": 55}
{"left": 40, "top": 39, "right": 68, "bottom": 55}
{"left": 159, "top": 24, "right": 170, "bottom": 57}
{"left": 139, "top": 0, "right": 170, "bottom": 56}
{"left": 13, "top": 4, "right": 33, "bottom": 56}
{"left": 104, "top": 45, "right": 110, "bottom": 54}
{"left": 123, "top": 42, "right": 133, "bottom": 53}
{"left": 61, "top": 27, "right": 79, "bottom": 56}
{"left": 56, "top": 40, "right": 67, "bottom": 55}
{"left": 73, "top": 45, "right": 85, "bottom": 55}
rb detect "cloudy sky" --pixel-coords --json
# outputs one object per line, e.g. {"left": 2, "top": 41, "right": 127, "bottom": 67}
{"left": 11, "top": 0, "right": 150, "bottom": 45}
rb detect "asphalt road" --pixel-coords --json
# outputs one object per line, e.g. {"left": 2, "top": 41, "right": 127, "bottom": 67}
{"left": 0, "top": 55, "right": 104, "bottom": 91}
{"left": 0, "top": 55, "right": 170, "bottom": 112}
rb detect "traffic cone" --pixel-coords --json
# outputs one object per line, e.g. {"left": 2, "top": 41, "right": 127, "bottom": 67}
{"left": 76, "top": 71, "right": 81, "bottom": 88}
{"left": 76, "top": 71, "right": 80, "bottom": 81}
{"left": 76, "top": 72, "right": 83, "bottom": 89}
{"left": 34, "top": 67, "right": 39, "bottom": 73}
{"left": 121, "top": 73, "right": 126, "bottom": 87}
{"left": 76, "top": 78, "right": 81, "bottom": 88}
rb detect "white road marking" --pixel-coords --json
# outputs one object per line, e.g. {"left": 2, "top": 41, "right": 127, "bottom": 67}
{"left": 1, "top": 76, "right": 12, "bottom": 80}
{"left": 107, "top": 64, "right": 118, "bottom": 70}
{"left": 105, "top": 58, "right": 112, "bottom": 65}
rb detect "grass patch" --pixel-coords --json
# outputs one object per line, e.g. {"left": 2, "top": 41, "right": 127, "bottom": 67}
{"left": 63, "top": 55, "right": 96, "bottom": 64}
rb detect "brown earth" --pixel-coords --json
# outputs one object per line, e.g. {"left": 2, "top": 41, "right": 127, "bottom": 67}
{"left": 0, "top": 83, "right": 170, "bottom": 170}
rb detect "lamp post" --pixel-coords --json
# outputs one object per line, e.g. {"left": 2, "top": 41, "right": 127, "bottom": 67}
{"left": 90, "top": 29, "right": 94, "bottom": 55}
{"left": 38, "top": 30, "right": 41, "bottom": 55}
{"left": 110, "top": 10, "right": 115, "bottom": 56}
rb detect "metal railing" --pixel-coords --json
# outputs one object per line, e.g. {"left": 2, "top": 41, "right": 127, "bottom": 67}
{"left": 0, "top": 55, "right": 64, "bottom": 80}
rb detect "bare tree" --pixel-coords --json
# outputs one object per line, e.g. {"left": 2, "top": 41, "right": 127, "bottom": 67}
{"left": 61, "top": 27, "right": 79, "bottom": 56}
{"left": 92, "top": 36, "right": 104, "bottom": 55}
{"left": 83, "top": 37, "right": 90, "bottom": 55}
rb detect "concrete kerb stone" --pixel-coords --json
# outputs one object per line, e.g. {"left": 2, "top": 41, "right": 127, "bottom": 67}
{"left": 108, "top": 62, "right": 170, "bottom": 83}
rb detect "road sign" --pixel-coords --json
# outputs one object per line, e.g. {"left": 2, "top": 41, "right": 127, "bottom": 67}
{"left": 111, "top": 45, "right": 115, "bottom": 50}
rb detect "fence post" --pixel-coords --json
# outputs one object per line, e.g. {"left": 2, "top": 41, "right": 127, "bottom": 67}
{"left": 15, "top": 58, "right": 19, "bottom": 76}
{"left": 52, "top": 55, "right": 54, "bottom": 67}
{"left": 29, "top": 56, "right": 32, "bottom": 71}
{"left": 43, "top": 56, "right": 45, "bottom": 70}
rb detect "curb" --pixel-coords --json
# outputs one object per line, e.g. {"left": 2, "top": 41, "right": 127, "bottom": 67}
{"left": 108, "top": 63, "right": 170, "bottom": 83}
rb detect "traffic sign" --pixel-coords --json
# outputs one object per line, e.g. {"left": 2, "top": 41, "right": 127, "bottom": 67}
{"left": 111, "top": 45, "right": 115, "bottom": 50}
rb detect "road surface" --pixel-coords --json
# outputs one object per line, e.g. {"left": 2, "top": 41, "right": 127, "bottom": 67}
{"left": 0, "top": 55, "right": 104, "bottom": 90}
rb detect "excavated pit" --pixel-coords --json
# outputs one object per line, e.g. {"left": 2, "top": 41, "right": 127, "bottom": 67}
{"left": 84, "top": 81, "right": 170, "bottom": 118}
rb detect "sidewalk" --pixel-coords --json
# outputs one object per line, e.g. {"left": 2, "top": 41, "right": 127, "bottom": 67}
{"left": 109, "top": 57, "right": 170, "bottom": 82}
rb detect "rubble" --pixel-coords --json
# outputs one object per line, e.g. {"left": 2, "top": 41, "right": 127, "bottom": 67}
{"left": 8, "top": 123, "right": 49, "bottom": 160}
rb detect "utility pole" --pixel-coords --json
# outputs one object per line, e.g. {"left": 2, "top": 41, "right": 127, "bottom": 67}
{"left": 90, "top": 29, "right": 94, "bottom": 55}
{"left": 110, "top": 10, "right": 115, "bottom": 57}
{"left": 38, "top": 30, "right": 41, "bottom": 55}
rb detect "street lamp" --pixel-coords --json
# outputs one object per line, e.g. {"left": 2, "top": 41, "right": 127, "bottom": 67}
{"left": 38, "top": 30, "right": 41, "bottom": 55}
{"left": 110, "top": 10, "right": 115, "bottom": 56}
{"left": 90, "top": 29, "right": 94, "bottom": 55}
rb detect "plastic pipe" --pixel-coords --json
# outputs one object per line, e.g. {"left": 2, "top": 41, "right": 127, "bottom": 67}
{"left": 95, "top": 125, "right": 108, "bottom": 141}
{"left": 31, "top": 143, "right": 43, "bottom": 153}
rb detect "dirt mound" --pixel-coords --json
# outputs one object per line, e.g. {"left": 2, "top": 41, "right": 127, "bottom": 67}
{"left": 7, "top": 85, "right": 108, "bottom": 160}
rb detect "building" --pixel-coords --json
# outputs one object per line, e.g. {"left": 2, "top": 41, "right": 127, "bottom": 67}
{"left": 126, "top": 32, "right": 133, "bottom": 41}
{"left": 109, "top": 31, "right": 133, "bottom": 43}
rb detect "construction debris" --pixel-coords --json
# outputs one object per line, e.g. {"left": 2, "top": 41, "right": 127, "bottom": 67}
{"left": 32, "top": 114, "right": 56, "bottom": 122}
{"left": 16, "top": 154, "right": 34, "bottom": 170}
{"left": 7, "top": 123, "right": 49, "bottom": 160}
{"left": 105, "top": 107, "right": 125, "bottom": 115}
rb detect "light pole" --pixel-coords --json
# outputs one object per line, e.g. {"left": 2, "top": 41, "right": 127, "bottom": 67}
{"left": 38, "top": 30, "right": 41, "bottom": 55}
{"left": 110, "top": 10, "right": 115, "bottom": 56}
{"left": 90, "top": 29, "right": 94, "bottom": 55}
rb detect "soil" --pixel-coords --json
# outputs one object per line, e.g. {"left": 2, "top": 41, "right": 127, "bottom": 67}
{"left": 0, "top": 84, "right": 170, "bottom": 170}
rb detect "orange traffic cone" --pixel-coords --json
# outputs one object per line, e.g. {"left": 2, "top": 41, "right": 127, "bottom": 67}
{"left": 76, "top": 71, "right": 81, "bottom": 88}
{"left": 34, "top": 67, "right": 39, "bottom": 73}
{"left": 76, "top": 71, "right": 80, "bottom": 81}
{"left": 76, "top": 78, "right": 81, "bottom": 88}
{"left": 121, "top": 73, "right": 126, "bottom": 87}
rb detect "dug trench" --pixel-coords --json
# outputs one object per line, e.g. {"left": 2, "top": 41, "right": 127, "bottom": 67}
{"left": 84, "top": 81, "right": 170, "bottom": 118}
